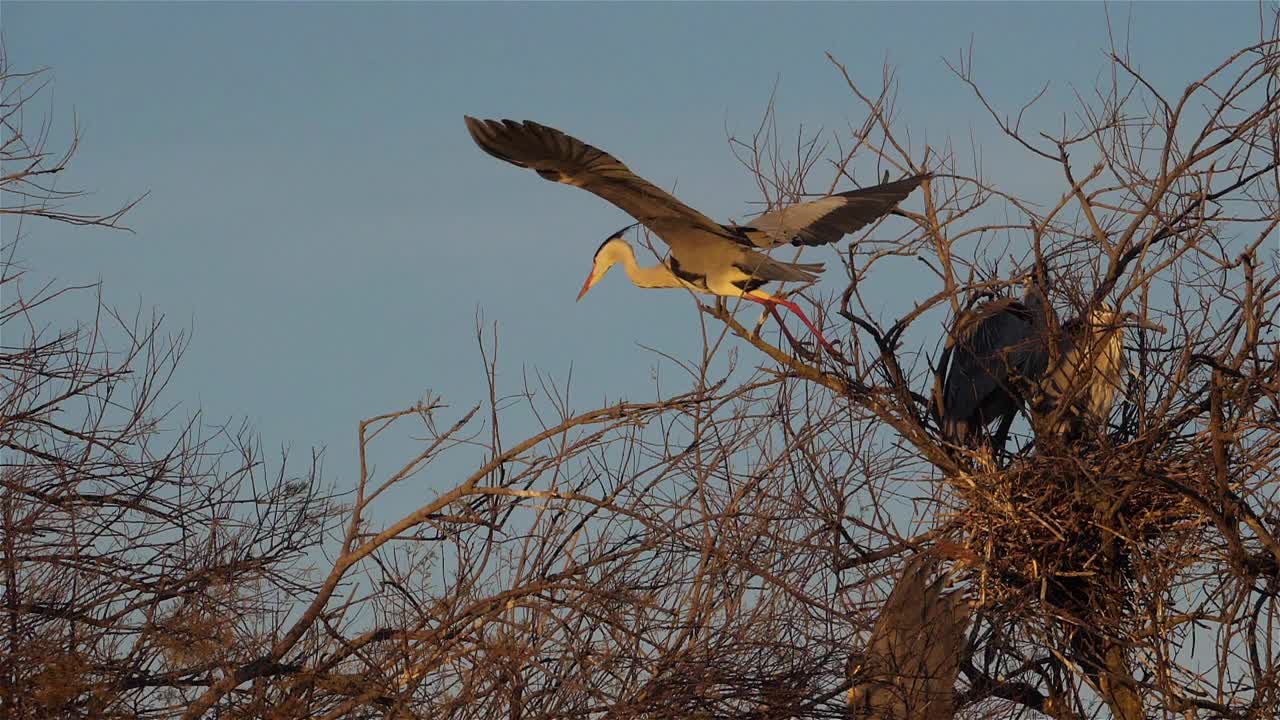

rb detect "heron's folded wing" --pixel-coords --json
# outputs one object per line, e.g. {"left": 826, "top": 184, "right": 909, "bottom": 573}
{"left": 730, "top": 173, "right": 929, "bottom": 248}
{"left": 942, "top": 299, "right": 1036, "bottom": 422}
{"left": 856, "top": 556, "right": 970, "bottom": 720}
{"left": 464, "top": 117, "right": 727, "bottom": 240}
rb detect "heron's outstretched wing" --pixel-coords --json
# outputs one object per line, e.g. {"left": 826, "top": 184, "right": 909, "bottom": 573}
{"left": 464, "top": 117, "right": 727, "bottom": 240}
{"left": 851, "top": 555, "right": 970, "bottom": 720}
{"left": 729, "top": 174, "right": 929, "bottom": 249}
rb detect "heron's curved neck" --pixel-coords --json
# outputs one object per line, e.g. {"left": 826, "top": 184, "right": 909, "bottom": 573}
{"left": 614, "top": 242, "right": 683, "bottom": 289}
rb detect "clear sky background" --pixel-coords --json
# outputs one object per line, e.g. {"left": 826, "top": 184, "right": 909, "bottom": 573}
{"left": 5, "top": 2, "right": 1263, "bottom": 502}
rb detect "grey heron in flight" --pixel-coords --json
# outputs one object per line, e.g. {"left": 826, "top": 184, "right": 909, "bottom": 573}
{"left": 935, "top": 279, "right": 1166, "bottom": 451}
{"left": 464, "top": 117, "right": 928, "bottom": 353}
{"left": 847, "top": 554, "right": 970, "bottom": 720}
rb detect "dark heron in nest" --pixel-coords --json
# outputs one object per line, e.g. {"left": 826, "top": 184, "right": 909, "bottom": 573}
{"left": 847, "top": 555, "right": 970, "bottom": 720}
{"left": 935, "top": 278, "right": 1166, "bottom": 452}
{"left": 934, "top": 280, "right": 1052, "bottom": 451}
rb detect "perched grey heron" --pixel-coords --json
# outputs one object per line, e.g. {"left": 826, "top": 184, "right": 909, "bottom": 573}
{"left": 934, "top": 282, "right": 1052, "bottom": 449}
{"left": 935, "top": 280, "right": 1166, "bottom": 449}
{"left": 847, "top": 555, "right": 970, "bottom": 720}
{"left": 465, "top": 117, "right": 927, "bottom": 353}
{"left": 1034, "top": 307, "right": 1165, "bottom": 435}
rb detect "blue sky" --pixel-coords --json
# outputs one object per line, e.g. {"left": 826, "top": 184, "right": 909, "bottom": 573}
{"left": 5, "top": 2, "right": 1261, "bottom": 499}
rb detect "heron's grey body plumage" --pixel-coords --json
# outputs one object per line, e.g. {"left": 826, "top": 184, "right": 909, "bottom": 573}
{"left": 848, "top": 556, "right": 970, "bottom": 720}
{"left": 1034, "top": 309, "right": 1130, "bottom": 435}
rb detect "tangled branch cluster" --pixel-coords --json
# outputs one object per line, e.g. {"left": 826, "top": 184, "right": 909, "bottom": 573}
{"left": 3, "top": 14, "right": 1279, "bottom": 720}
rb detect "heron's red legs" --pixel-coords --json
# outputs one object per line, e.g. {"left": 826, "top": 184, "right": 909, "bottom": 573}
{"left": 744, "top": 291, "right": 839, "bottom": 356}
{"left": 762, "top": 303, "right": 808, "bottom": 351}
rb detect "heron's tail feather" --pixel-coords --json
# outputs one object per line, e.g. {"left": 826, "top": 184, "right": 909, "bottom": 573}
{"left": 784, "top": 261, "right": 825, "bottom": 281}
{"left": 736, "top": 254, "right": 826, "bottom": 284}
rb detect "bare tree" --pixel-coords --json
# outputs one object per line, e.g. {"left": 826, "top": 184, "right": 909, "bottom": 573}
{"left": 1, "top": 50, "right": 337, "bottom": 719}
{"left": 5, "top": 11, "right": 1279, "bottom": 720}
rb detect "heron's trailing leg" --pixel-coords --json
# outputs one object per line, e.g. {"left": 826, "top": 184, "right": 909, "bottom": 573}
{"left": 777, "top": 300, "right": 838, "bottom": 356}
{"left": 990, "top": 413, "right": 1016, "bottom": 462}
{"left": 745, "top": 291, "right": 839, "bottom": 356}
{"left": 762, "top": 303, "right": 812, "bottom": 356}
{"left": 744, "top": 294, "right": 812, "bottom": 353}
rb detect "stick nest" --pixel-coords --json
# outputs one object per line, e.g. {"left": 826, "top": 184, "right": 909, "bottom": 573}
{"left": 949, "top": 440, "right": 1210, "bottom": 618}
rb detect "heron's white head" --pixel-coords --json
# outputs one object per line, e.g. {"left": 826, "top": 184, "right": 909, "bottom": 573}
{"left": 576, "top": 223, "right": 639, "bottom": 301}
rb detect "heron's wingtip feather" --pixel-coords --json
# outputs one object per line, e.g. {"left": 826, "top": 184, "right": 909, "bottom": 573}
{"left": 464, "top": 116, "right": 537, "bottom": 170}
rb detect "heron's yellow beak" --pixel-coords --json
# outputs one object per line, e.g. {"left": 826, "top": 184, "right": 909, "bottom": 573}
{"left": 1123, "top": 313, "right": 1168, "bottom": 334}
{"left": 576, "top": 269, "right": 597, "bottom": 302}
